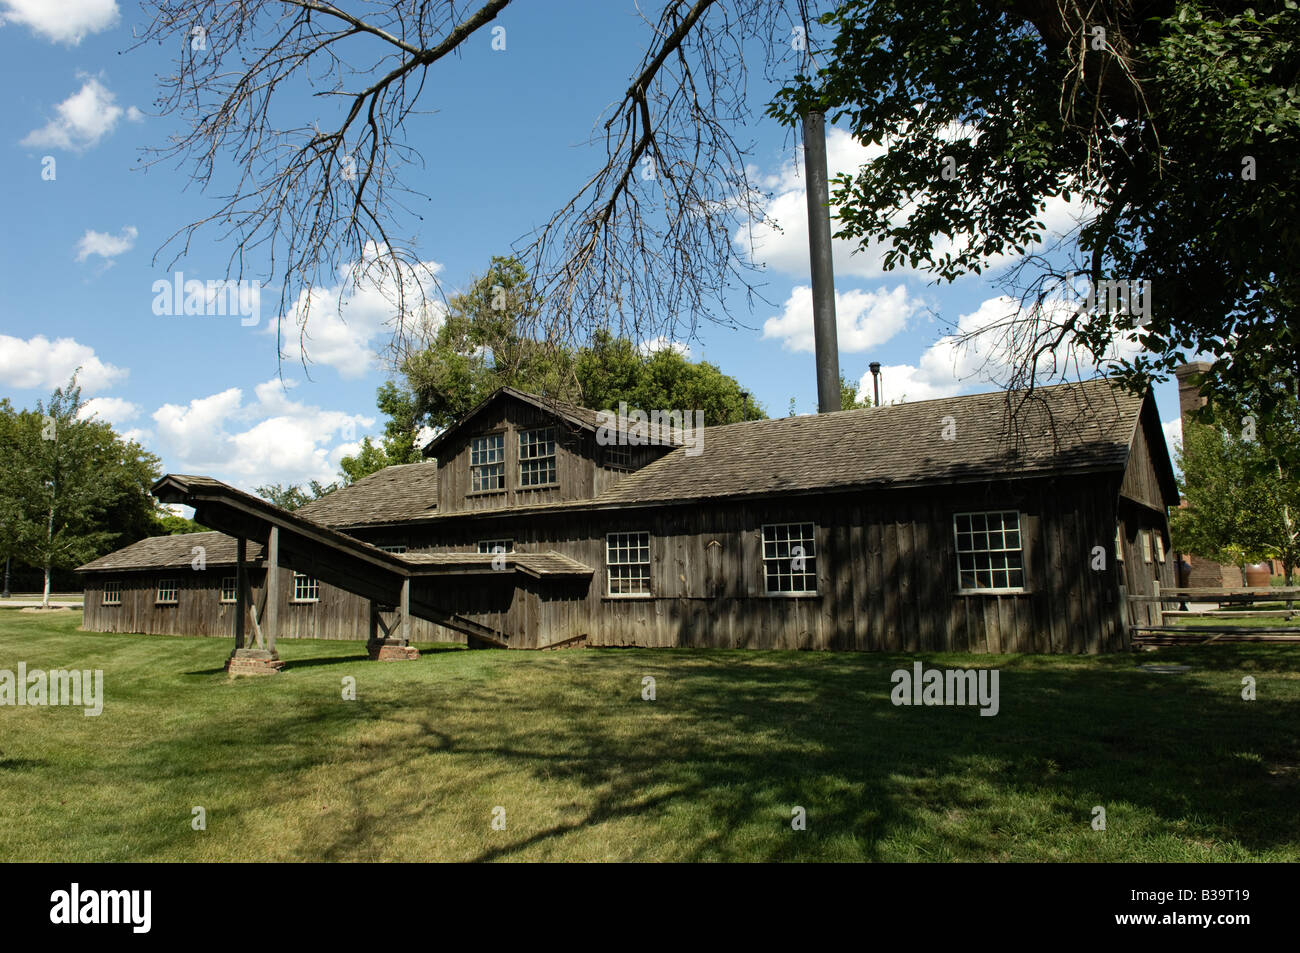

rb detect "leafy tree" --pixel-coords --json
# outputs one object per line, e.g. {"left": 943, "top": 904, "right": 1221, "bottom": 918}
{"left": 158, "top": 512, "right": 210, "bottom": 535}
{"left": 0, "top": 378, "right": 163, "bottom": 606}
{"left": 255, "top": 481, "right": 337, "bottom": 512}
{"left": 771, "top": 1, "right": 1300, "bottom": 434}
{"left": 575, "top": 330, "right": 766, "bottom": 424}
{"left": 839, "top": 373, "right": 872, "bottom": 411}
{"left": 399, "top": 256, "right": 577, "bottom": 431}
{"left": 1170, "top": 418, "right": 1299, "bottom": 585}
{"left": 341, "top": 258, "right": 769, "bottom": 484}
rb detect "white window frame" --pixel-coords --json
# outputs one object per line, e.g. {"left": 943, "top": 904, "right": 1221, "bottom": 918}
{"left": 156, "top": 578, "right": 179, "bottom": 605}
{"left": 953, "top": 511, "right": 1026, "bottom": 593}
{"left": 1155, "top": 533, "right": 1166, "bottom": 563}
{"left": 1116, "top": 525, "right": 1125, "bottom": 562}
{"left": 606, "top": 531, "right": 651, "bottom": 597}
{"left": 292, "top": 572, "right": 320, "bottom": 603}
{"left": 518, "top": 427, "right": 558, "bottom": 488}
{"left": 762, "top": 522, "right": 819, "bottom": 595}
{"left": 220, "top": 576, "right": 238, "bottom": 604}
{"left": 103, "top": 580, "right": 122, "bottom": 606}
{"left": 1142, "top": 530, "right": 1153, "bottom": 564}
{"left": 470, "top": 433, "right": 506, "bottom": 493}
{"left": 477, "top": 539, "right": 514, "bottom": 554}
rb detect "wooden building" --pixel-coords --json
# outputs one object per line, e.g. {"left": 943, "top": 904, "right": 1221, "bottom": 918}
{"left": 78, "top": 378, "right": 1178, "bottom": 654}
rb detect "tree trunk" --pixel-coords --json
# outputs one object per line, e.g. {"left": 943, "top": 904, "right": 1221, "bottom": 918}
{"left": 2, "top": 554, "right": 9, "bottom": 598}
{"left": 43, "top": 500, "right": 55, "bottom": 609}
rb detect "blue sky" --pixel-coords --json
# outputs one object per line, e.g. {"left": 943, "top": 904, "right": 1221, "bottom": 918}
{"left": 0, "top": 0, "right": 1184, "bottom": 492}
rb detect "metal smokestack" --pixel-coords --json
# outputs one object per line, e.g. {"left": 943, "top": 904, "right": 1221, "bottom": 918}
{"left": 802, "top": 109, "right": 841, "bottom": 413}
{"left": 869, "top": 361, "right": 881, "bottom": 406}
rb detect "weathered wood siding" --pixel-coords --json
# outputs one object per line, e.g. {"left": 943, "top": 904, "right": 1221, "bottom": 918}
{"left": 81, "top": 567, "right": 464, "bottom": 643}
{"left": 405, "top": 474, "right": 1133, "bottom": 653}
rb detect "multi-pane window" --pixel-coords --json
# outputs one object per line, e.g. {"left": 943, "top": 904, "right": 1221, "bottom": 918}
{"left": 607, "top": 532, "right": 651, "bottom": 596}
{"left": 1142, "top": 530, "right": 1153, "bottom": 563}
{"left": 478, "top": 539, "right": 514, "bottom": 554}
{"left": 1116, "top": 525, "right": 1125, "bottom": 562}
{"left": 470, "top": 433, "right": 505, "bottom": 492}
{"left": 604, "top": 444, "right": 632, "bottom": 471}
{"left": 954, "top": 512, "right": 1025, "bottom": 591}
{"left": 762, "top": 523, "right": 818, "bottom": 594}
{"left": 1155, "top": 533, "right": 1166, "bottom": 563}
{"left": 103, "top": 580, "right": 122, "bottom": 606}
{"left": 378, "top": 544, "right": 407, "bottom": 554}
{"left": 156, "top": 579, "right": 179, "bottom": 604}
{"left": 293, "top": 573, "right": 320, "bottom": 602}
{"left": 220, "top": 576, "right": 238, "bottom": 603}
{"left": 519, "top": 427, "right": 557, "bottom": 487}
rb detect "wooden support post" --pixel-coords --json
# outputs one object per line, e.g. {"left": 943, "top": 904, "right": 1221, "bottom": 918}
{"left": 235, "top": 537, "right": 247, "bottom": 650}
{"left": 369, "top": 600, "right": 379, "bottom": 643}
{"left": 264, "top": 526, "right": 280, "bottom": 653}
{"left": 399, "top": 577, "right": 411, "bottom": 646}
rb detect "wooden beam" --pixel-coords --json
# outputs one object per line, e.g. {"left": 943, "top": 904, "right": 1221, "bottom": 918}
{"left": 264, "top": 526, "right": 280, "bottom": 652}
{"left": 235, "top": 537, "right": 247, "bottom": 650}
{"left": 398, "top": 577, "right": 410, "bottom": 646}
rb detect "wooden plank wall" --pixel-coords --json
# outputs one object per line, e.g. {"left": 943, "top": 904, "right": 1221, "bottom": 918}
{"left": 406, "top": 474, "right": 1132, "bottom": 654}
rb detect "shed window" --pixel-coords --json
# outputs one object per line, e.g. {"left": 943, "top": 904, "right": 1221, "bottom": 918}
{"left": 103, "top": 581, "right": 122, "bottom": 606}
{"left": 378, "top": 545, "right": 406, "bottom": 554}
{"left": 1142, "top": 531, "right": 1153, "bottom": 563}
{"left": 519, "top": 427, "right": 557, "bottom": 487}
{"left": 607, "top": 532, "right": 651, "bottom": 596}
{"left": 478, "top": 539, "right": 514, "bottom": 554}
{"left": 156, "top": 579, "right": 179, "bottom": 604}
{"left": 604, "top": 444, "right": 632, "bottom": 471}
{"left": 220, "top": 576, "right": 238, "bottom": 603}
{"left": 762, "top": 523, "right": 818, "bottom": 594}
{"left": 292, "top": 573, "right": 320, "bottom": 602}
{"left": 1155, "top": 533, "right": 1166, "bottom": 563}
{"left": 954, "top": 511, "right": 1025, "bottom": 592}
{"left": 470, "top": 434, "right": 505, "bottom": 492}
{"left": 1116, "top": 525, "right": 1125, "bottom": 561}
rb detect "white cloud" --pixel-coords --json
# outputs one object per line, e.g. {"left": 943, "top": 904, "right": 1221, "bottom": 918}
{"left": 78, "top": 396, "right": 140, "bottom": 427}
{"left": 0, "top": 0, "right": 118, "bottom": 45}
{"left": 763, "top": 283, "right": 921, "bottom": 353}
{"left": 1162, "top": 417, "right": 1182, "bottom": 458}
{"left": 20, "top": 76, "right": 131, "bottom": 151}
{"left": 76, "top": 225, "right": 137, "bottom": 263}
{"left": 739, "top": 126, "right": 1086, "bottom": 280}
{"left": 638, "top": 336, "right": 691, "bottom": 358}
{"left": 0, "top": 334, "right": 127, "bottom": 394}
{"left": 276, "top": 243, "right": 443, "bottom": 379}
{"left": 865, "top": 292, "right": 1153, "bottom": 404}
{"left": 150, "top": 379, "right": 374, "bottom": 486}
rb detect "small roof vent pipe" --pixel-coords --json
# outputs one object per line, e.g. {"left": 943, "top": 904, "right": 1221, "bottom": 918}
{"left": 868, "top": 362, "right": 882, "bottom": 407}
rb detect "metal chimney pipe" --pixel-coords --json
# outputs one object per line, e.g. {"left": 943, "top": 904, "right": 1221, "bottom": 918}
{"left": 802, "top": 109, "right": 841, "bottom": 413}
{"left": 869, "top": 361, "right": 881, "bottom": 406}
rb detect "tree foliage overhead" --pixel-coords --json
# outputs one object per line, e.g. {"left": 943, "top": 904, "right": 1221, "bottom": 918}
{"left": 770, "top": 0, "right": 1300, "bottom": 426}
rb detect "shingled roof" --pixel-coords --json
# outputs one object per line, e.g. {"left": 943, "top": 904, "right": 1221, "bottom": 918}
{"left": 595, "top": 377, "right": 1149, "bottom": 506}
{"left": 297, "top": 462, "right": 439, "bottom": 528}
{"left": 77, "top": 531, "right": 263, "bottom": 572}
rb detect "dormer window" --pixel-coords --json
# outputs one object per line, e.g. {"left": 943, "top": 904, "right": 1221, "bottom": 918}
{"left": 470, "top": 433, "right": 506, "bottom": 492}
{"left": 519, "top": 427, "right": 557, "bottom": 487}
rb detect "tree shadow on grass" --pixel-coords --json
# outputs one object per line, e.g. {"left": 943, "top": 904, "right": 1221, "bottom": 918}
{"left": 102, "top": 646, "right": 1300, "bottom": 861}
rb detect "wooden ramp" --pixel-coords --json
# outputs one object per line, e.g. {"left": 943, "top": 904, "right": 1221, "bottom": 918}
{"left": 152, "top": 473, "right": 513, "bottom": 649}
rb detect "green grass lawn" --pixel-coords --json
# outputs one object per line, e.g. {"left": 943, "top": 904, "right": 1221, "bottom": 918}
{"left": 1, "top": 608, "right": 1298, "bottom": 861}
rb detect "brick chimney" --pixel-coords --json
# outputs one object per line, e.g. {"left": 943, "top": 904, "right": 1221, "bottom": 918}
{"left": 1173, "top": 361, "right": 1212, "bottom": 425}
